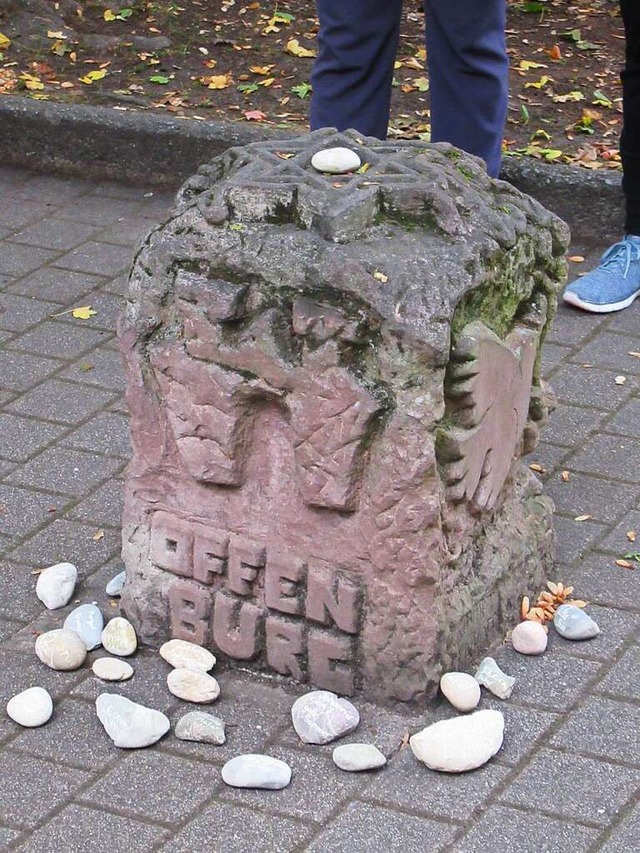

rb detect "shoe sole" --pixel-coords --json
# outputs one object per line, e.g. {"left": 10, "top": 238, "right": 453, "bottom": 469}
{"left": 563, "top": 288, "right": 640, "bottom": 313}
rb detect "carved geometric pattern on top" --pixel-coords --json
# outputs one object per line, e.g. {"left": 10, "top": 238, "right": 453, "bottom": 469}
{"left": 437, "top": 320, "right": 538, "bottom": 511}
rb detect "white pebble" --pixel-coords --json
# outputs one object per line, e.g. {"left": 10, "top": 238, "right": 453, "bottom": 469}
{"left": 96, "top": 693, "right": 169, "bottom": 748}
{"left": 332, "top": 743, "right": 387, "bottom": 772}
{"left": 64, "top": 603, "right": 104, "bottom": 651}
{"left": 222, "top": 754, "right": 291, "bottom": 789}
{"left": 101, "top": 617, "right": 137, "bottom": 656}
{"left": 311, "top": 147, "right": 361, "bottom": 174}
{"left": 410, "top": 709, "right": 505, "bottom": 773}
{"left": 160, "top": 638, "right": 216, "bottom": 672}
{"left": 511, "top": 620, "right": 548, "bottom": 655}
{"left": 439, "top": 672, "right": 481, "bottom": 712}
{"left": 167, "top": 668, "right": 220, "bottom": 703}
{"left": 92, "top": 657, "right": 134, "bottom": 682}
{"left": 291, "top": 690, "right": 359, "bottom": 745}
{"left": 35, "top": 628, "right": 87, "bottom": 671}
{"left": 7, "top": 687, "right": 53, "bottom": 727}
{"left": 35, "top": 562, "right": 77, "bottom": 610}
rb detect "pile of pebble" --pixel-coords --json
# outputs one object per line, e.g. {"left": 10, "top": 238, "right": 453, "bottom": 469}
{"left": 5, "top": 561, "right": 601, "bottom": 788}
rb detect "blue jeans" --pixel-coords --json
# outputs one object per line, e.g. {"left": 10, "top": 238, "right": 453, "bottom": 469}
{"left": 309, "top": 0, "right": 508, "bottom": 177}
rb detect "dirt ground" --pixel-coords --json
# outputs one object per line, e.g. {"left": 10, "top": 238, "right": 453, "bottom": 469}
{"left": 0, "top": 0, "right": 627, "bottom": 169}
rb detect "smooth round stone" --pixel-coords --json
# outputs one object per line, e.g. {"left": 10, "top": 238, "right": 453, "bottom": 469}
{"left": 410, "top": 709, "right": 504, "bottom": 773}
{"left": 92, "top": 657, "right": 134, "bottom": 682}
{"left": 311, "top": 147, "right": 361, "bottom": 174}
{"left": 554, "top": 604, "right": 600, "bottom": 640}
{"left": 511, "top": 620, "right": 548, "bottom": 655}
{"left": 106, "top": 570, "right": 126, "bottom": 597}
{"left": 175, "top": 711, "right": 226, "bottom": 745}
{"left": 222, "top": 754, "right": 291, "bottom": 790}
{"left": 7, "top": 686, "right": 53, "bottom": 727}
{"left": 101, "top": 617, "right": 137, "bottom": 656}
{"left": 35, "top": 562, "right": 77, "bottom": 610}
{"left": 35, "top": 628, "right": 87, "bottom": 671}
{"left": 160, "top": 638, "right": 216, "bottom": 672}
{"left": 332, "top": 743, "right": 387, "bottom": 772}
{"left": 291, "top": 690, "right": 359, "bottom": 745}
{"left": 64, "top": 604, "right": 104, "bottom": 651}
{"left": 96, "top": 693, "right": 170, "bottom": 748}
{"left": 440, "top": 672, "right": 481, "bottom": 712}
{"left": 167, "top": 668, "right": 220, "bottom": 703}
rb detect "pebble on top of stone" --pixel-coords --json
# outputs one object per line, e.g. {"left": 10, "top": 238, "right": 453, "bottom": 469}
{"left": 35, "top": 628, "right": 87, "bottom": 671}
{"left": 439, "top": 672, "right": 481, "bottom": 712}
{"left": 92, "top": 657, "right": 134, "bottom": 682}
{"left": 167, "top": 668, "right": 220, "bottom": 704}
{"left": 64, "top": 603, "right": 104, "bottom": 651}
{"left": 511, "top": 620, "right": 548, "bottom": 655}
{"left": 6, "top": 686, "right": 53, "bottom": 728}
{"left": 96, "top": 693, "right": 170, "bottom": 749}
{"left": 106, "top": 570, "right": 126, "bottom": 597}
{"left": 553, "top": 604, "right": 600, "bottom": 640}
{"left": 332, "top": 743, "right": 387, "bottom": 772}
{"left": 410, "top": 709, "right": 505, "bottom": 773}
{"left": 310, "top": 147, "right": 362, "bottom": 175}
{"left": 159, "top": 638, "right": 216, "bottom": 672}
{"left": 101, "top": 617, "right": 137, "bottom": 657}
{"left": 474, "top": 656, "right": 515, "bottom": 699}
{"left": 35, "top": 562, "right": 77, "bottom": 610}
{"left": 175, "top": 711, "right": 226, "bottom": 745}
{"left": 221, "top": 754, "right": 292, "bottom": 790}
{"left": 291, "top": 690, "right": 360, "bottom": 745}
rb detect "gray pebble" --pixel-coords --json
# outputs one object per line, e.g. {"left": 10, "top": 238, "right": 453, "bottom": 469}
{"left": 222, "top": 754, "right": 291, "bottom": 789}
{"left": 554, "top": 604, "right": 600, "bottom": 640}
{"left": 64, "top": 604, "right": 104, "bottom": 651}
{"left": 332, "top": 743, "right": 387, "bottom": 772}
{"left": 175, "top": 711, "right": 226, "bottom": 745}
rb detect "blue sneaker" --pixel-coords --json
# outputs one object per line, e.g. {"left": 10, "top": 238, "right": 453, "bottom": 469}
{"left": 563, "top": 236, "right": 640, "bottom": 313}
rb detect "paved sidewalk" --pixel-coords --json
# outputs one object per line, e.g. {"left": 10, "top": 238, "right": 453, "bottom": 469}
{"left": 0, "top": 165, "right": 638, "bottom": 853}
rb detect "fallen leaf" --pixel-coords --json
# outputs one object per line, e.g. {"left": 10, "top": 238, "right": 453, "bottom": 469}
{"left": 568, "top": 255, "right": 585, "bottom": 263}
{"left": 202, "top": 73, "right": 232, "bottom": 89}
{"left": 72, "top": 306, "right": 98, "bottom": 319}
{"left": 629, "top": 351, "right": 640, "bottom": 359}
{"left": 548, "top": 43, "right": 562, "bottom": 60}
{"left": 92, "top": 529, "right": 105, "bottom": 541}
{"left": 529, "top": 463, "right": 545, "bottom": 473}
{"left": 0, "top": 32, "right": 11, "bottom": 50}
{"left": 615, "top": 375, "right": 627, "bottom": 385}
{"left": 561, "top": 470, "right": 570, "bottom": 482}
{"left": 627, "top": 530, "right": 637, "bottom": 542}
{"left": 243, "top": 109, "right": 267, "bottom": 121}
{"left": 285, "top": 38, "right": 316, "bottom": 58}
{"left": 80, "top": 69, "right": 107, "bottom": 85}
{"left": 615, "top": 559, "right": 635, "bottom": 569}
{"left": 373, "top": 270, "right": 388, "bottom": 283}
{"left": 574, "top": 514, "right": 592, "bottom": 522}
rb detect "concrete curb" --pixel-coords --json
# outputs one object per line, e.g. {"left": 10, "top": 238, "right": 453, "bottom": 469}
{"left": 0, "top": 95, "right": 624, "bottom": 242}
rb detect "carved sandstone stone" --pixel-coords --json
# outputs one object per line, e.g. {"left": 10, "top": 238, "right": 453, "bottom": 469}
{"left": 119, "top": 129, "right": 568, "bottom": 703}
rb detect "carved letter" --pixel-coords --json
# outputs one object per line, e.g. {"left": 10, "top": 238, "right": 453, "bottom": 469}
{"left": 168, "top": 579, "right": 211, "bottom": 646}
{"left": 306, "top": 562, "right": 361, "bottom": 634}
{"left": 212, "top": 591, "right": 263, "bottom": 659}
{"left": 228, "top": 535, "right": 265, "bottom": 596}
{"left": 150, "top": 511, "right": 193, "bottom": 577}
{"left": 192, "top": 523, "right": 228, "bottom": 584}
{"left": 265, "top": 553, "right": 305, "bottom": 616}
{"left": 308, "top": 629, "right": 355, "bottom": 696}
{"left": 266, "top": 616, "right": 305, "bottom": 681}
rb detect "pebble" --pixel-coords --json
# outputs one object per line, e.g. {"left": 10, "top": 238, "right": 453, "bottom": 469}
{"left": 410, "top": 709, "right": 505, "bottom": 773}
{"left": 311, "top": 147, "right": 361, "bottom": 174}
{"left": 92, "top": 657, "right": 134, "bottom": 682}
{"left": 221, "top": 754, "right": 292, "bottom": 790}
{"left": 159, "top": 638, "right": 216, "bottom": 672}
{"left": 175, "top": 711, "right": 226, "bottom": 745}
{"left": 35, "top": 562, "right": 77, "bottom": 610}
{"left": 64, "top": 604, "right": 104, "bottom": 651}
{"left": 474, "top": 657, "right": 515, "bottom": 699}
{"left": 167, "top": 668, "right": 220, "bottom": 703}
{"left": 35, "top": 628, "right": 87, "bottom": 671}
{"left": 106, "top": 571, "right": 126, "bottom": 597}
{"left": 101, "top": 617, "right": 137, "bottom": 656}
{"left": 440, "top": 672, "right": 481, "bottom": 712}
{"left": 6, "top": 686, "right": 53, "bottom": 727}
{"left": 554, "top": 604, "right": 600, "bottom": 640}
{"left": 332, "top": 743, "right": 387, "bottom": 772}
{"left": 96, "top": 693, "right": 170, "bottom": 748}
{"left": 511, "top": 620, "right": 548, "bottom": 655}
{"left": 291, "top": 690, "right": 359, "bottom": 745}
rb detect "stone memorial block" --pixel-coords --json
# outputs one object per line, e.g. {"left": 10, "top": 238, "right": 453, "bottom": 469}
{"left": 119, "top": 128, "right": 569, "bottom": 704}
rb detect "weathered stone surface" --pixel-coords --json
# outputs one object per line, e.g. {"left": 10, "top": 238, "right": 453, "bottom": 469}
{"left": 511, "top": 620, "right": 548, "bottom": 655}
{"left": 6, "top": 686, "right": 53, "bottom": 727}
{"left": 64, "top": 604, "right": 104, "bottom": 651}
{"left": 332, "top": 743, "right": 387, "bottom": 772}
{"left": 439, "top": 672, "right": 481, "bottom": 712}
{"left": 92, "top": 657, "right": 134, "bottom": 682}
{"left": 291, "top": 690, "right": 359, "bottom": 744}
{"left": 96, "top": 693, "right": 170, "bottom": 748}
{"left": 410, "top": 709, "right": 505, "bottom": 772}
{"left": 554, "top": 605, "right": 600, "bottom": 640}
{"left": 221, "top": 754, "right": 292, "bottom": 789}
{"left": 167, "top": 667, "right": 220, "bottom": 703}
{"left": 159, "top": 638, "right": 216, "bottom": 671}
{"left": 35, "top": 628, "right": 87, "bottom": 671}
{"left": 119, "top": 128, "right": 567, "bottom": 703}
{"left": 101, "top": 617, "right": 137, "bottom": 657}
{"left": 35, "top": 562, "right": 77, "bottom": 610}
{"left": 175, "top": 711, "right": 226, "bottom": 744}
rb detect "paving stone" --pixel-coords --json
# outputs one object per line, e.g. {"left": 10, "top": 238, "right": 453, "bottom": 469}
{"left": 491, "top": 646, "right": 603, "bottom": 712}
{"left": 540, "top": 342, "right": 571, "bottom": 378}
{"left": 99, "top": 217, "right": 158, "bottom": 246}
{"left": 0, "top": 484, "right": 68, "bottom": 537}
{"left": 552, "top": 515, "right": 608, "bottom": 563}
{"left": 605, "top": 397, "right": 640, "bottom": 438}
{"left": 606, "top": 305, "right": 640, "bottom": 336}
{"left": 305, "top": 802, "right": 456, "bottom": 853}
{"left": 0, "top": 617, "right": 22, "bottom": 642}
{"left": 473, "top": 699, "right": 560, "bottom": 766}
{"left": 546, "top": 305, "right": 610, "bottom": 347}
{"left": 544, "top": 471, "right": 638, "bottom": 524}
{"left": 58, "top": 347, "right": 126, "bottom": 391}
{"left": 10, "top": 698, "right": 118, "bottom": 770}
{"left": 9, "top": 518, "right": 120, "bottom": 573}
{"left": 0, "top": 350, "right": 62, "bottom": 392}
{"left": 8, "top": 321, "right": 110, "bottom": 360}
{"left": 0, "top": 293, "right": 59, "bottom": 333}
{"left": 61, "top": 412, "right": 131, "bottom": 458}
{"left": 547, "top": 604, "right": 640, "bottom": 661}
{"left": 596, "top": 509, "right": 640, "bottom": 554}
{"left": 160, "top": 801, "right": 312, "bottom": 853}
{"left": 79, "top": 751, "right": 216, "bottom": 824}
{"left": 361, "top": 745, "right": 509, "bottom": 822}
{"left": 67, "top": 480, "right": 124, "bottom": 528}
{"left": 54, "top": 243, "right": 132, "bottom": 277}
{"left": 7, "top": 380, "right": 118, "bottom": 424}
{"left": 8, "top": 267, "right": 104, "bottom": 304}
{"left": 0, "top": 200, "right": 55, "bottom": 230}
{"left": 568, "top": 433, "right": 640, "bottom": 483}
{"left": 56, "top": 292, "right": 124, "bottom": 333}
{"left": 550, "top": 695, "right": 640, "bottom": 764}
{"left": 55, "top": 197, "right": 150, "bottom": 226}
{"left": 550, "top": 365, "right": 632, "bottom": 410}
{"left": 86, "top": 182, "right": 162, "bottom": 202}
{"left": 599, "top": 802, "right": 640, "bottom": 852}
{"left": 569, "top": 332, "right": 640, "bottom": 374}
{"left": 0, "top": 413, "right": 66, "bottom": 463}
{"left": 6, "top": 446, "right": 124, "bottom": 496}
{"left": 570, "top": 553, "right": 640, "bottom": 610}
{"left": 0, "top": 243, "right": 60, "bottom": 278}
{"left": 9, "top": 219, "right": 101, "bottom": 251}
{"left": 0, "top": 827, "right": 23, "bottom": 850}
{"left": 103, "top": 273, "right": 129, "bottom": 296}
{"left": 596, "top": 645, "right": 640, "bottom": 700}
{"left": 0, "top": 560, "right": 46, "bottom": 621}
{"left": 500, "top": 748, "right": 638, "bottom": 825}
{"left": 453, "top": 804, "right": 600, "bottom": 853}
{"left": 12, "top": 174, "right": 92, "bottom": 205}
{"left": 0, "top": 751, "right": 92, "bottom": 828}
{"left": 543, "top": 403, "right": 607, "bottom": 448}
{"left": 13, "top": 804, "right": 168, "bottom": 853}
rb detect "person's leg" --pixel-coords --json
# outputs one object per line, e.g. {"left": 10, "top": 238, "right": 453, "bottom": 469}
{"left": 424, "top": 0, "right": 508, "bottom": 177}
{"left": 310, "top": 0, "right": 402, "bottom": 139}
